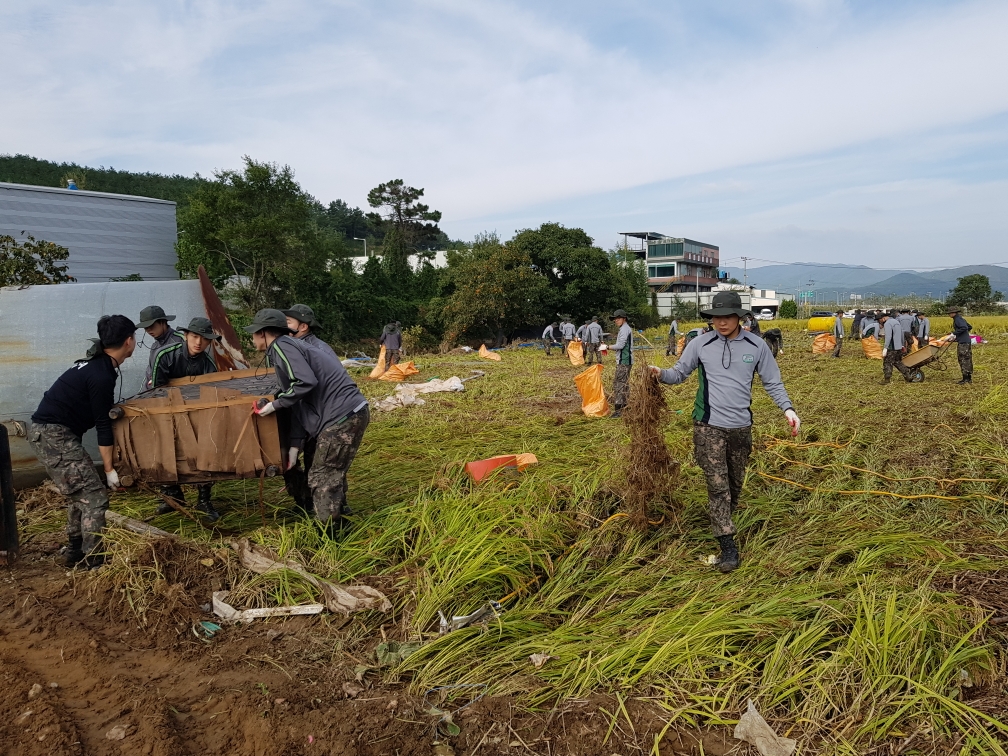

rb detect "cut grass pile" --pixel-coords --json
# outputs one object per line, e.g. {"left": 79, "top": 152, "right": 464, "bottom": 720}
{"left": 25, "top": 316, "right": 1008, "bottom": 753}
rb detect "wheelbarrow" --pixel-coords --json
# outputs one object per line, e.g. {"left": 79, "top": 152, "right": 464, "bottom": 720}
{"left": 900, "top": 340, "right": 952, "bottom": 383}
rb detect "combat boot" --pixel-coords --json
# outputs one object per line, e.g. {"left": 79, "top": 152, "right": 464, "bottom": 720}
{"left": 156, "top": 484, "right": 185, "bottom": 515}
{"left": 64, "top": 536, "right": 85, "bottom": 568}
{"left": 958, "top": 374, "right": 972, "bottom": 385}
{"left": 196, "top": 485, "right": 221, "bottom": 523}
{"left": 83, "top": 552, "right": 105, "bottom": 570}
{"left": 716, "top": 534, "right": 741, "bottom": 573}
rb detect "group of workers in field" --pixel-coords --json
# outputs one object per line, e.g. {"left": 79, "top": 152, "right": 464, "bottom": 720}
{"left": 28, "top": 302, "right": 369, "bottom": 569}
{"left": 829, "top": 306, "right": 974, "bottom": 384}
{"left": 542, "top": 316, "right": 606, "bottom": 365}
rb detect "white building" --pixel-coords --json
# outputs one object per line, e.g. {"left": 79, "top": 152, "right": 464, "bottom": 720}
{"left": 654, "top": 283, "right": 781, "bottom": 318}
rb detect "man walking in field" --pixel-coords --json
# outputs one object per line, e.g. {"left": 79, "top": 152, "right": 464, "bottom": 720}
{"left": 945, "top": 306, "right": 973, "bottom": 384}
{"left": 584, "top": 316, "right": 603, "bottom": 365}
{"left": 648, "top": 291, "right": 800, "bottom": 573}
{"left": 560, "top": 318, "right": 576, "bottom": 353}
{"left": 832, "top": 309, "right": 844, "bottom": 357}
{"left": 915, "top": 311, "right": 930, "bottom": 351}
{"left": 860, "top": 311, "right": 878, "bottom": 339}
{"left": 380, "top": 321, "right": 402, "bottom": 371}
{"left": 666, "top": 317, "right": 680, "bottom": 357}
{"left": 610, "top": 309, "right": 633, "bottom": 418}
{"left": 879, "top": 310, "right": 912, "bottom": 383}
{"left": 542, "top": 321, "right": 559, "bottom": 356}
{"left": 851, "top": 309, "right": 864, "bottom": 340}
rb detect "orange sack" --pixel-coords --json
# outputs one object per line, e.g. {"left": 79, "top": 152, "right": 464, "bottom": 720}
{"left": 573, "top": 364, "right": 610, "bottom": 418}
{"left": 369, "top": 346, "right": 388, "bottom": 379}
{"left": 812, "top": 333, "right": 836, "bottom": 355}
{"left": 377, "top": 362, "right": 419, "bottom": 382}
{"left": 567, "top": 340, "right": 584, "bottom": 366}
{"left": 479, "top": 344, "right": 502, "bottom": 361}
{"left": 861, "top": 337, "right": 883, "bottom": 360}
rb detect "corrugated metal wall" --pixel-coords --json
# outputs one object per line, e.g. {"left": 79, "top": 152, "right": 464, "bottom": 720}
{"left": 0, "top": 280, "right": 206, "bottom": 485}
{"left": 0, "top": 182, "right": 179, "bottom": 283}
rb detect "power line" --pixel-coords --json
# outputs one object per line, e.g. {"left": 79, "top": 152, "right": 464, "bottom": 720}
{"left": 718, "top": 257, "right": 1008, "bottom": 272}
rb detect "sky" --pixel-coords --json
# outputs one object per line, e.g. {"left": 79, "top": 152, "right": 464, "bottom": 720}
{"left": 3, "top": 0, "right": 1007, "bottom": 269}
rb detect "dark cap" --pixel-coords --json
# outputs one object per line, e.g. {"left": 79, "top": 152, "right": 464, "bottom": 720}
{"left": 283, "top": 303, "right": 321, "bottom": 329}
{"left": 612, "top": 309, "right": 628, "bottom": 319}
{"left": 244, "top": 308, "right": 295, "bottom": 334}
{"left": 137, "top": 305, "right": 175, "bottom": 329}
{"left": 178, "top": 316, "right": 220, "bottom": 341}
{"left": 700, "top": 291, "right": 748, "bottom": 318}
{"left": 836, "top": 309, "right": 844, "bottom": 315}
{"left": 592, "top": 316, "right": 598, "bottom": 321}
{"left": 947, "top": 305, "right": 962, "bottom": 314}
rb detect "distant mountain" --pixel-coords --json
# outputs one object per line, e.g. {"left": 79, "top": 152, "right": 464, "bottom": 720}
{"left": 722, "top": 262, "right": 1008, "bottom": 298}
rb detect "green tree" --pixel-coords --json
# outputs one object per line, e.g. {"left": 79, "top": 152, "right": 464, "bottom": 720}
{"left": 948, "top": 274, "right": 1003, "bottom": 312}
{"left": 778, "top": 299, "right": 798, "bottom": 319}
{"left": 366, "top": 179, "right": 442, "bottom": 283}
{"left": 0, "top": 233, "right": 75, "bottom": 286}
{"left": 176, "top": 157, "right": 334, "bottom": 312}
{"left": 436, "top": 233, "right": 547, "bottom": 348}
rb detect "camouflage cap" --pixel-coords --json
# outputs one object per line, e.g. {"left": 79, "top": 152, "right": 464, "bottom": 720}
{"left": 137, "top": 305, "right": 175, "bottom": 329}
{"left": 178, "top": 316, "right": 220, "bottom": 340}
{"left": 283, "top": 303, "right": 321, "bottom": 329}
{"left": 244, "top": 308, "right": 295, "bottom": 334}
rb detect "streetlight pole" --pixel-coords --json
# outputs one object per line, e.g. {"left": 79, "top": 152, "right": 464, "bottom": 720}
{"left": 741, "top": 256, "right": 749, "bottom": 288}
{"left": 353, "top": 237, "right": 368, "bottom": 257}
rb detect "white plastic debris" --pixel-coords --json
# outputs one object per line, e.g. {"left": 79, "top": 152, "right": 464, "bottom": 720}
{"left": 438, "top": 602, "right": 501, "bottom": 634}
{"left": 374, "top": 376, "right": 467, "bottom": 412}
{"left": 529, "top": 652, "right": 554, "bottom": 669}
{"left": 734, "top": 700, "right": 796, "bottom": 756}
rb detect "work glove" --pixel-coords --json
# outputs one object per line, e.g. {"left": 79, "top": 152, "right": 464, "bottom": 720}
{"left": 784, "top": 409, "right": 801, "bottom": 437}
{"left": 105, "top": 469, "right": 120, "bottom": 490}
{"left": 253, "top": 399, "right": 276, "bottom": 417}
{"left": 287, "top": 447, "right": 300, "bottom": 471}
{"left": 882, "top": 348, "right": 887, "bottom": 358}
{"left": 648, "top": 365, "right": 662, "bottom": 378}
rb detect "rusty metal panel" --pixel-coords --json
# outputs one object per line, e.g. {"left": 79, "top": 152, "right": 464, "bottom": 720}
{"left": 0, "top": 182, "right": 178, "bottom": 283}
{"left": 0, "top": 279, "right": 207, "bottom": 485}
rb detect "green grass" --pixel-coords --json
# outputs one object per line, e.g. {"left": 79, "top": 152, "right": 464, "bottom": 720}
{"left": 92, "top": 319, "right": 1008, "bottom": 754}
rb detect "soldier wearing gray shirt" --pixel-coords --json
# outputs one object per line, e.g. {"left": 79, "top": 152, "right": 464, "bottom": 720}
{"left": 137, "top": 305, "right": 183, "bottom": 391}
{"left": 610, "top": 310, "right": 633, "bottom": 417}
{"left": 649, "top": 291, "right": 800, "bottom": 574}
{"left": 584, "top": 317, "right": 603, "bottom": 365}
{"left": 832, "top": 310, "right": 844, "bottom": 358}
{"left": 879, "top": 311, "right": 911, "bottom": 383}
{"left": 283, "top": 304, "right": 339, "bottom": 361}
{"left": 915, "top": 312, "right": 930, "bottom": 350}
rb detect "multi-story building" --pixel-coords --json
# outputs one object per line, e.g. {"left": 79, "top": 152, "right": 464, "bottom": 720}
{"left": 619, "top": 232, "right": 721, "bottom": 292}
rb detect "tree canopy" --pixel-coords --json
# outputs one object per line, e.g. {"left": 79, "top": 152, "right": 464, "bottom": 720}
{"left": 0, "top": 233, "right": 75, "bottom": 286}
{"left": 947, "top": 274, "right": 1004, "bottom": 312}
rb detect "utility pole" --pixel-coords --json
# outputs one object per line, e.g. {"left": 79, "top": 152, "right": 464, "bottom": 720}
{"left": 741, "top": 256, "right": 749, "bottom": 288}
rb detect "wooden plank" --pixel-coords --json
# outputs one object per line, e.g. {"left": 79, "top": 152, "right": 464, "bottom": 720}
{"left": 166, "top": 367, "right": 269, "bottom": 387}
{"left": 168, "top": 388, "right": 199, "bottom": 471}
{"left": 195, "top": 386, "right": 241, "bottom": 472}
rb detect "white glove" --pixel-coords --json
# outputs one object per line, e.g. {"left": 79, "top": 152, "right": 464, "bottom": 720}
{"left": 254, "top": 400, "right": 276, "bottom": 417}
{"left": 882, "top": 348, "right": 887, "bottom": 358}
{"left": 105, "top": 469, "right": 120, "bottom": 490}
{"left": 784, "top": 409, "right": 801, "bottom": 437}
{"left": 648, "top": 365, "right": 662, "bottom": 377}
{"left": 287, "top": 447, "right": 299, "bottom": 470}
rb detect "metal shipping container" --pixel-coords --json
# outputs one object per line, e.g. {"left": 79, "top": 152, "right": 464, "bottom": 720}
{"left": 0, "top": 182, "right": 178, "bottom": 283}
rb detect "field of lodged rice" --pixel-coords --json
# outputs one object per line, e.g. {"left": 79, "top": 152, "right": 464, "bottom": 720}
{"left": 63, "top": 315, "right": 1008, "bottom": 754}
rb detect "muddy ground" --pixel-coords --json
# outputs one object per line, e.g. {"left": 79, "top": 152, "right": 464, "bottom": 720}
{"left": 1, "top": 531, "right": 747, "bottom": 756}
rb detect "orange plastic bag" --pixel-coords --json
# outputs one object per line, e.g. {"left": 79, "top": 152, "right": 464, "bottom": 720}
{"left": 369, "top": 346, "right": 388, "bottom": 379}
{"left": 812, "top": 333, "right": 836, "bottom": 355}
{"left": 567, "top": 340, "right": 584, "bottom": 366}
{"left": 861, "top": 337, "right": 882, "bottom": 359}
{"left": 677, "top": 336, "right": 685, "bottom": 354}
{"left": 479, "top": 344, "right": 502, "bottom": 361}
{"left": 573, "top": 364, "right": 610, "bottom": 418}
{"left": 378, "top": 361, "right": 419, "bottom": 381}
{"left": 465, "top": 453, "right": 538, "bottom": 484}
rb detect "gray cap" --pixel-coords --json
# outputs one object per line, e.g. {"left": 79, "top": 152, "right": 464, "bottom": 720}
{"left": 178, "top": 316, "right": 220, "bottom": 341}
{"left": 612, "top": 309, "right": 627, "bottom": 319}
{"left": 244, "top": 308, "right": 295, "bottom": 334}
{"left": 137, "top": 305, "right": 175, "bottom": 329}
{"left": 700, "top": 291, "right": 748, "bottom": 318}
{"left": 282, "top": 303, "right": 321, "bottom": 329}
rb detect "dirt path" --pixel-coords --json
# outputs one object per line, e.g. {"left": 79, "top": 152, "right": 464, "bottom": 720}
{"left": 1, "top": 534, "right": 741, "bottom": 756}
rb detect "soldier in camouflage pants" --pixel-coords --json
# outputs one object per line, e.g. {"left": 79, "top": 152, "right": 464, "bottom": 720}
{"left": 28, "top": 423, "right": 109, "bottom": 561}
{"left": 612, "top": 365, "right": 631, "bottom": 409}
{"left": 584, "top": 341, "right": 600, "bottom": 365}
{"left": 692, "top": 422, "right": 752, "bottom": 537}
{"left": 308, "top": 407, "right": 370, "bottom": 524}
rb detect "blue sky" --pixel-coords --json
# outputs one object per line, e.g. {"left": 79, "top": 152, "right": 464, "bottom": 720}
{"left": 3, "top": 0, "right": 1007, "bottom": 268}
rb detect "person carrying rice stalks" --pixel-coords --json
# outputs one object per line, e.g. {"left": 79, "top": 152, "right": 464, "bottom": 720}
{"left": 610, "top": 309, "right": 633, "bottom": 418}
{"left": 647, "top": 291, "right": 800, "bottom": 573}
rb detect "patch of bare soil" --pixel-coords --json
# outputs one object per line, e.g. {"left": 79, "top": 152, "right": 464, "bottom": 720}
{"left": 1, "top": 535, "right": 746, "bottom": 756}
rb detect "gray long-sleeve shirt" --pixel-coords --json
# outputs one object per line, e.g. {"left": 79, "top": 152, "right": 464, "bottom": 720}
{"left": 144, "top": 326, "right": 183, "bottom": 390}
{"left": 658, "top": 330, "right": 793, "bottom": 428}
{"left": 560, "top": 322, "right": 576, "bottom": 339}
{"left": 613, "top": 323, "right": 633, "bottom": 365}
{"left": 897, "top": 314, "right": 914, "bottom": 335}
{"left": 883, "top": 318, "right": 904, "bottom": 350}
{"left": 575, "top": 324, "right": 586, "bottom": 341}
{"left": 917, "top": 316, "right": 930, "bottom": 340}
{"left": 542, "top": 325, "right": 555, "bottom": 340}
{"left": 861, "top": 318, "right": 878, "bottom": 338}
{"left": 300, "top": 332, "right": 339, "bottom": 361}
{"left": 669, "top": 319, "right": 680, "bottom": 336}
{"left": 585, "top": 322, "right": 603, "bottom": 343}
{"left": 833, "top": 316, "right": 845, "bottom": 338}
{"left": 266, "top": 335, "right": 367, "bottom": 448}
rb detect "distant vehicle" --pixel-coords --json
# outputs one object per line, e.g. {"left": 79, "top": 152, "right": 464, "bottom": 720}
{"left": 811, "top": 310, "right": 834, "bottom": 318}
{"left": 755, "top": 308, "right": 774, "bottom": 320}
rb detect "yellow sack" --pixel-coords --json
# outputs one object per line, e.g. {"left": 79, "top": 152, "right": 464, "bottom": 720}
{"left": 677, "top": 336, "right": 685, "bottom": 354}
{"left": 812, "top": 333, "right": 836, "bottom": 355}
{"left": 567, "top": 340, "right": 584, "bottom": 366}
{"left": 478, "top": 344, "right": 502, "bottom": 361}
{"left": 378, "top": 361, "right": 419, "bottom": 381}
{"left": 573, "top": 364, "right": 609, "bottom": 418}
{"left": 369, "top": 345, "right": 388, "bottom": 379}
{"left": 861, "top": 337, "right": 882, "bottom": 359}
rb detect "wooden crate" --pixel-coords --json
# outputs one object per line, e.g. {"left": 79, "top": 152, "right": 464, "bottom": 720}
{"left": 111, "top": 368, "right": 285, "bottom": 485}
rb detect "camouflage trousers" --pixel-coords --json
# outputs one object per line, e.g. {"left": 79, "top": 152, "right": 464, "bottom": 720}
{"left": 693, "top": 422, "right": 752, "bottom": 537}
{"left": 957, "top": 342, "right": 973, "bottom": 377}
{"left": 308, "top": 406, "right": 370, "bottom": 523}
{"left": 666, "top": 335, "right": 677, "bottom": 356}
{"left": 584, "top": 342, "right": 600, "bottom": 364}
{"left": 542, "top": 338, "right": 553, "bottom": 356}
{"left": 27, "top": 423, "right": 108, "bottom": 555}
{"left": 384, "top": 348, "right": 401, "bottom": 372}
{"left": 282, "top": 436, "right": 318, "bottom": 514}
{"left": 883, "top": 349, "right": 911, "bottom": 381}
{"left": 612, "top": 364, "right": 631, "bottom": 409}
{"left": 832, "top": 337, "right": 842, "bottom": 358}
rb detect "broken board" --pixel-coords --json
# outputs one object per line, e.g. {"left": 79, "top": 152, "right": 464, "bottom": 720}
{"left": 111, "top": 368, "right": 285, "bottom": 484}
